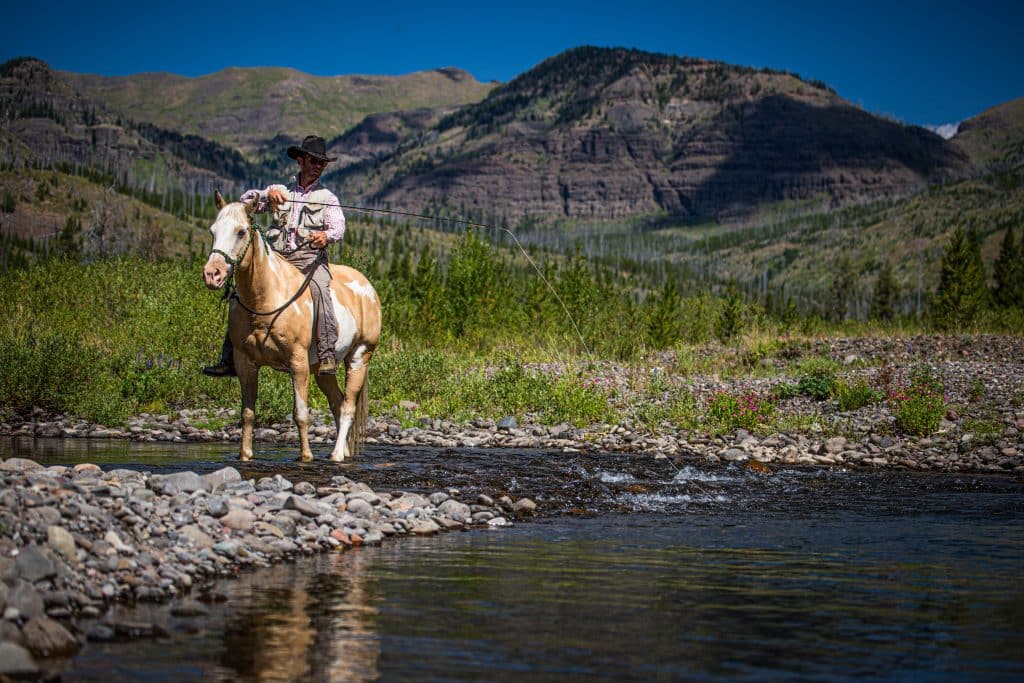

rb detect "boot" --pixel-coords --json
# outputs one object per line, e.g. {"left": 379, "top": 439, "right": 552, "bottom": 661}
{"left": 202, "top": 360, "right": 236, "bottom": 377}
{"left": 317, "top": 356, "right": 337, "bottom": 376}
{"left": 203, "top": 334, "right": 236, "bottom": 377}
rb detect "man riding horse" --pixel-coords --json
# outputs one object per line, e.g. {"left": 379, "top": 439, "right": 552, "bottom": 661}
{"left": 204, "top": 135, "right": 345, "bottom": 377}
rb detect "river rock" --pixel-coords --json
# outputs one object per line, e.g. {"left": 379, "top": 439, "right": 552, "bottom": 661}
{"left": 0, "top": 641, "right": 38, "bottom": 677}
{"left": 47, "top": 526, "right": 77, "bottom": 565}
{"left": 0, "top": 458, "right": 43, "bottom": 473}
{"left": 6, "top": 581, "right": 45, "bottom": 620}
{"left": 178, "top": 525, "right": 215, "bottom": 549}
{"left": 149, "top": 471, "right": 208, "bottom": 495}
{"left": 824, "top": 436, "right": 848, "bottom": 454}
{"left": 15, "top": 545, "right": 57, "bottom": 582}
{"left": 513, "top": 498, "right": 538, "bottom": 514}
{"left": 202, "top": 467, "right": 241, "bottom": 492}
{"left": 345, "top": 498, "right": 374, "bottom": 518}
{"left": 284, "top": 495, "right": 331, "bottom": 517}
{"left": 220, "top": 508, "right": 255, "bottom": 532}
{"left": 21, "top": 615, "right": 81, "bottom": 657}
{"left": 437, "top": 499, "right": 471, "bottom": 521}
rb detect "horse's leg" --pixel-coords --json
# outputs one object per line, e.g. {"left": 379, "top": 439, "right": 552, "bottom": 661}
{"left": 329, "top": 344, "right": 373, "bottom": 462}
{"left": 237, "top": 363, "right": 258, "bottom": 462}
{"left": 292, "top": 365, "right": 314, "bottom": 462}
{"left": 314, "top": 373, "right": 346, "bottom": 461}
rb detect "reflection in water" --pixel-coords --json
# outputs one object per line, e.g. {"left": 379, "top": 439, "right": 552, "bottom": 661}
{"left": 7, "top": 436, "right": 1023, "bottom": 680}
{"left": 218, "top": 551, "right": 381, "bottom": 682}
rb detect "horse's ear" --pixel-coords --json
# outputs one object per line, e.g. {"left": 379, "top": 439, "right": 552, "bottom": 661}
{"left": 214, "top": 189, "right": 226, "bottom": 210}
{"left": 244, "top": 196, "right": 259, "bottom": 218}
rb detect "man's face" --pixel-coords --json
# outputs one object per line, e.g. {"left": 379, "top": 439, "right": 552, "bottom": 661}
{"left": 297, "top": 154, "right": 328, "bottom": 184}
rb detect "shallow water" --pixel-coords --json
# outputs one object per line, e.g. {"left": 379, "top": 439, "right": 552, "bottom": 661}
{"left": 3, "top": 437, "right": 1023, "bottom": 681}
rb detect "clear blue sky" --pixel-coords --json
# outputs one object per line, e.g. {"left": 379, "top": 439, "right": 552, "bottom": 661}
{"left": 2, "top": 0, "right": 1020, "bottom": 127}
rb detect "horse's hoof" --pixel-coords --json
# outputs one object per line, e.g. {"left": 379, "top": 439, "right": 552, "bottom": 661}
{"left": 298, "top": 454, "right": 314, "bottom": 463}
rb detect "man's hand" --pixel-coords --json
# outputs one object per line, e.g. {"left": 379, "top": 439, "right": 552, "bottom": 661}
{"left": 267, "top": 187, "right": 288, "bottom": 207}
{"left": 308, "top": 231, "right": 329, "bottom": 248}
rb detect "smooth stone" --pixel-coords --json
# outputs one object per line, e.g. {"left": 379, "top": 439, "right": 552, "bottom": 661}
{"left": 284, "top": 495, "right": 332, "bottom": 517}
{"left": 437, "top": 499, "right": 471, "bottom": 521}
{"left": 149, "top": 471, "right": 209, "bottom": 494}
{"left": 0, "top": 642, "right": 38, "bottom": 676}
{"left": 201, "top": 467, "right": 242, "bottom": 492}
{"left": 293, "top": 481, "right": 316, "bottom": 496}
{"left": 205, "top": 496, "right": 229, "bottom": 518}
{"left": 6, "top": 581, "right": 45, "bottom": 620}
{"left": 345, "top": 498, "right": 374, "bottom": 518}
{"left": 497, "top": 416, "right": 518, "bottom": 430}
{"left": 220, "top": 508, "right": 255, "bottom": 532}
{"left": 388, "top": 493, "right": 429, "bottom": 512}
{"left": 512, "top": 498, "right": 537, "bottom": 514}
{"left": 15, "top": 545, "right": 57, "bottom": 582}
{"left": 178, "top": 525, "right": 215, "bottom": 550}
{"left": 47, "top": 526, "right": 78, "bottom": 565}
{"left": 721, "top": 448, "right": 749, "bottom": 462}
{"left": 0, "top": 457, "right": 43, "bottom": 473}
{"left": 824, "top": 436, "right": 848, "bottom": 454}
{"left": 409, "top": 520, "right": 440, "bottom": 535}
{"left": 21, "top": 615, "right": 81, "bottom": 657}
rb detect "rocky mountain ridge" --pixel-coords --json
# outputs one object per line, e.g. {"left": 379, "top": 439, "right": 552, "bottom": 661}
{"left": 65, "top": 65, "right": 496, "bottom": 160}
{"left": 342, "top": 47, "right": 973, "bottom": 221}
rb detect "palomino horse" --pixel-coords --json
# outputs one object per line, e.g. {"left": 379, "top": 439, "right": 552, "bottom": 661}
{"left": 202, "top": 191, "right": 381, "bottom": 462}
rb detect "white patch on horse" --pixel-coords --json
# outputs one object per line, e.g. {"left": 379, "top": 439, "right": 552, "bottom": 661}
{"left": 350, "top": 344, "right": 368, "bottom": 370}
{"left": 332, "top": 291, "right": 357, "bottom": 357}
{"left": 293, "top": 392, "right": 308, "bottom": 424}
{"left": 345, "top": 280, "right": 377, "bottom": 302}
{"left": 332, "top": 413, "right": 354, "bottom": 461}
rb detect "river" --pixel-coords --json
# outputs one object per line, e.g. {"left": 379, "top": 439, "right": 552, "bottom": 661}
{"left": 3, "top": 437, "right": 1023, "bottom": 681}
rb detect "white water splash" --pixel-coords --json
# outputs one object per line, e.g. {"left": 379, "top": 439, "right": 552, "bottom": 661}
{"left": 621, "top": 492, "right": 730, "bottom": 512}
{"left": 671, "top": 466, "right": 733, "bottom": 484}
{"left": 598, "top": 471, "right": 636, "bottom": 483}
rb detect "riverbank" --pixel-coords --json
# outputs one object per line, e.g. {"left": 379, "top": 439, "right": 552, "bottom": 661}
{"left": 3, "top": 335, "right": 1023, "bottom": 475}
{"left": 0, "top": 454, "right": 537, "bottom": 678}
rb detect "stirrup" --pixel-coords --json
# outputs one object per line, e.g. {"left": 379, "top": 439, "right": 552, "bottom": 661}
{"left": 202, "top": 361, "right": 236, "bottom": 377}
{"left": 317, "top": 356, "right": 338, "bottom": 375}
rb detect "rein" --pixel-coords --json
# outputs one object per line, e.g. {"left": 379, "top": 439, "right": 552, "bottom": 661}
{"left": 217, "top": 222, "right": 318, "bottom": 317}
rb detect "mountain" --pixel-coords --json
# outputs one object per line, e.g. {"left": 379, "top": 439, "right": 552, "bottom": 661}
{"left": 337, "top": 47, "right": 971, "bottom": 222}
{"left": 951, "top": 97, "right": 1024, "bottom": 171}
{"left": 0, "top": 57, "right": 258, "bottom": 193}
{"left": 65, "top": 66, "right": 496, "bottom": 160}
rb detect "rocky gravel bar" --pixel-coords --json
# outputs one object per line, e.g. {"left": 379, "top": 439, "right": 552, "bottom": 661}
{"left": 0, "top": 457, "right": 536, "bottom": 678}
{"left": 3, "top": 335, "right": 1023, "bottom": 475}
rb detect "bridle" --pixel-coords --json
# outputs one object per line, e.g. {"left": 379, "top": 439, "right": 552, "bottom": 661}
{"left": 211, "top": 220, "right": 317, "bottom": 317}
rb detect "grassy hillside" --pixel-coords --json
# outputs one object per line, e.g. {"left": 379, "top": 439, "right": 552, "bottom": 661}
{"left": 953, "top": 97, "right": 1024, "bottom": 171}
{"left": 66, "top": 67, "right": 497, "bottom": 157}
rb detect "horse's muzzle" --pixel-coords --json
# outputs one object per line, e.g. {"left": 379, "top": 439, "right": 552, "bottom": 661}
{"left": 203, "top": 254, "right": 230, "bottom": 290}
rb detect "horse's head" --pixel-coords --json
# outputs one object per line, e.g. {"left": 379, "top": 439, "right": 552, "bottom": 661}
{"left": 203, "top": 190, "right": 258, "bottom": 289}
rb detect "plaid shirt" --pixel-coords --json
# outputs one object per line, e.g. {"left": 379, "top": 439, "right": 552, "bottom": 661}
{"left": 240, "top": 177, "right": 346, "bottom": 250}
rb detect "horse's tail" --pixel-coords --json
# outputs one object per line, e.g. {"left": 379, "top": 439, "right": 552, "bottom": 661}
{"left": 347, "top": 369, "right": 368, "bottom": 456}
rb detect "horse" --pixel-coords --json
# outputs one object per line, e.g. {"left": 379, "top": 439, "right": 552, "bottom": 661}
{"left": 201, "top": 190, "right": 381, "bottom": 462}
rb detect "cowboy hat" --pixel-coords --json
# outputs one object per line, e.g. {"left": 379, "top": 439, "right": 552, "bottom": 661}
{"left": 287, "top": 135, "right": 336, "bottom": 162}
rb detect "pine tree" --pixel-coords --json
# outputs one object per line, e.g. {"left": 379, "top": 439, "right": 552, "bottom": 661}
{"left": 871, "top": 259, "right": 899, "bottom": 321}
{"left": 991, "top": 226, "right": 1023, "bottom": 309}
{"left": 716, "top": 281, "right": 745, "bottom": 342}
{"left": 646, "top": 278, "right": 683, "bottom": 349}
{"left": 931, "top": 227, "right": 990, "bottom": 330}
{"left": 827, "top": 255, "right": 855, "bottom": 322}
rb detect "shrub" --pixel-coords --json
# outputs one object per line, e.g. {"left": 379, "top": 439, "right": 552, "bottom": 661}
{"left": 772, "top": 382, "right": 801, "bottom": 400}
{"left": 706, "top": 390, "right": 776, "bottom": 433}
{"left": 893, "top": 393, "right": 946, "bottom": 436}
{"left": 796, "top": 356, "right": 839, "bottom": 400}
{"left": 889, "top": 365, "right": 946, "bottom": 436}
{"left": 833, "top": 377, "right": 884, "bottom": 411}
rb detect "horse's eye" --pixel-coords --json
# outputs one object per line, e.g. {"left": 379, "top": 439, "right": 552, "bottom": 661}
{"left": 237, "top": 229, "right": 246, "bottom": 238}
